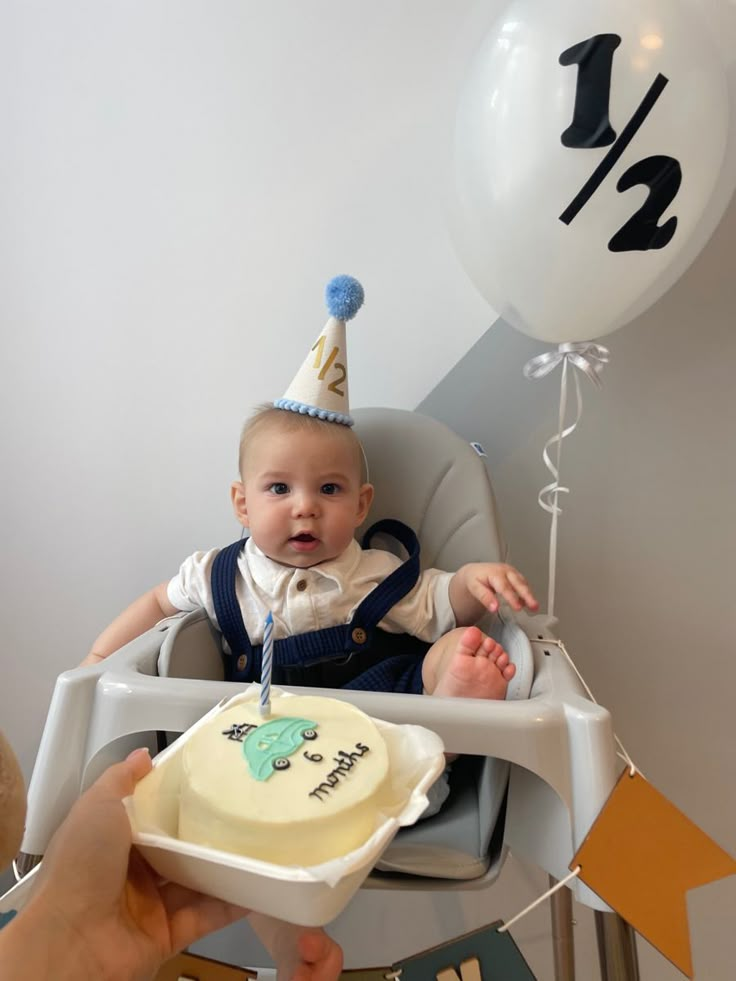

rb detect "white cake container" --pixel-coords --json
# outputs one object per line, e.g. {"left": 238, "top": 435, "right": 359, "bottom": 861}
{"left": 125, "top": 686, "right": 445, "bottom": 926}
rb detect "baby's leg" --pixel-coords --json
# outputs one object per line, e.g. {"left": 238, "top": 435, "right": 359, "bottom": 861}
{"left": 422, "top": 626, "right": 515, "bottom": 700}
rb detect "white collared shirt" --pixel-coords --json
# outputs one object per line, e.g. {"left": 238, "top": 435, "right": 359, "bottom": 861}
{"left": 167, "top": 537, "right": 456, "bottom": 645}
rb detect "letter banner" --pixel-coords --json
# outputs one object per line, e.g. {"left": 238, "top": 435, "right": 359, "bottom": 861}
{"left": 344, "top": 921, "right": 536, "bottom": 981}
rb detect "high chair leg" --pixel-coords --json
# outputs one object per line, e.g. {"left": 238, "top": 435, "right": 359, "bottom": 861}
{"left": 594, "top": 910, "right": 640, "bottom": 981}
{"left": 550, "top": 877, "right": 576, "bottom": 980}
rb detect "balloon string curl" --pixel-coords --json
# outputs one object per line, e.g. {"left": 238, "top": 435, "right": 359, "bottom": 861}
{"left": 523, "top": 342, "right": 610, "bottom": 617}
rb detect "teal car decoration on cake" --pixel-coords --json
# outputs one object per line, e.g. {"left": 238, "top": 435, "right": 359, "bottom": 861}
{"left": 243, "top": 717, "right": 319, "bottom": 781}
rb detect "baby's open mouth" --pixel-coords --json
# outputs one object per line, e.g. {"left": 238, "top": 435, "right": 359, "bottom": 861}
{"left": 290, "top": 533, "right": 319, "bottom": 552}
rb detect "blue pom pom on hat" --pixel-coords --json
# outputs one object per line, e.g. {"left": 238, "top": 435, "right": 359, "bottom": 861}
{"left": 325, "top": 274, "right": 364, "bottom": 321}
{"left": 274, "top": 275, "right": 364, "bottom": 427}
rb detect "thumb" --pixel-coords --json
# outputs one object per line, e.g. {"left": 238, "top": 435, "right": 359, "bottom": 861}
{"left": 85, "top": 747, "right": 152, "bottom": 804}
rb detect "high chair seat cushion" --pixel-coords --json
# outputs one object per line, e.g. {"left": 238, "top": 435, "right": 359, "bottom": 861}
{"left": 374, "top": 755, "right": 509, "bottom": 880}
{"left": 353, "top": 408, "right": 506, "bottom": 572}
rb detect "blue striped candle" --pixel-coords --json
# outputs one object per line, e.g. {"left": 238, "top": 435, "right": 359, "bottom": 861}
{"left": 259, "top": 611, "right": 274, "bottom": 717}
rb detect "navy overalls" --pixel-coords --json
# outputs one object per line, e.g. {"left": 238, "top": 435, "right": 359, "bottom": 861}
{"left": 210, "top": 519, "right": 430, "bottom": 694}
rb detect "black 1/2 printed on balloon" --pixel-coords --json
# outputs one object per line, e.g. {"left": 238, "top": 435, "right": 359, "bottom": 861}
{"left": 558, "top": 34, "right": 682, "bottom": 253}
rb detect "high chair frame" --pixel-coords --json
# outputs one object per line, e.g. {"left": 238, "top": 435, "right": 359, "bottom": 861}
{"left": 18, "top": 408, "right": 639, "bottom": 979}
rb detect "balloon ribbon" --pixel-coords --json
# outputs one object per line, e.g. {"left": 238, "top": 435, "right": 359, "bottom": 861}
{"left": 523, "top": 342, "right": 609, "bottom": 616}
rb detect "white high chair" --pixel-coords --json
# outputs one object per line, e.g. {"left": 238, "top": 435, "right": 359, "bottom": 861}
{"left": 19, "top": 407, "right": 639, "bottom": 980}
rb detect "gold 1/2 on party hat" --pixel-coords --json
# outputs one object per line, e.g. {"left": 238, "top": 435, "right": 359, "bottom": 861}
{"left": 273, "top": 275, "right": 364, "bottom": 427}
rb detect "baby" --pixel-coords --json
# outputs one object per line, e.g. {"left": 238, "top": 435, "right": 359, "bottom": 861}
{"left": 84, "top": 405, "right": 538, "bottom": 705}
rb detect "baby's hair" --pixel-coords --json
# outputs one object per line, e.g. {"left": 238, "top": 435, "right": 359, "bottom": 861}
{"left": 238, "top": 404, "right": 369, "bottom": 484}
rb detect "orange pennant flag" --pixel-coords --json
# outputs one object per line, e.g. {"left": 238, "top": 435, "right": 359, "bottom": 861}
{"left": 572, "top": 770, "right": 736, "bottom": 978}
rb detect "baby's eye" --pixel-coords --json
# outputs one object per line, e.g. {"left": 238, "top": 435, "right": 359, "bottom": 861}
{"left": 268, "top": 482, "right": 289, "bottom": 495}
{"left": 321, "top": 483, "right": 340, "bottom": 496}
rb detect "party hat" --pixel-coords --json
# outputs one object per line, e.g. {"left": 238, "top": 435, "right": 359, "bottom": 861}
{"left": 274, "top": 275, "right": 364, "bottom": 427}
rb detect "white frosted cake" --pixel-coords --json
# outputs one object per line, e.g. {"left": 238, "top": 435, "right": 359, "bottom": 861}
{"left": 178, "top": 695, "right": 390, "bottom": 865}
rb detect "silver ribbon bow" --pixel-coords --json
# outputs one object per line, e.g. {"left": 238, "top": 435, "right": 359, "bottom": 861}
{"left": 523, "top": 341, "right": 610, "bottom": 388}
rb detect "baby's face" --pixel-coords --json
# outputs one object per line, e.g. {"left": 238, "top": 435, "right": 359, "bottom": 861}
{"left": 235, "top": 427, "right": 373, "bottom": 568}
{"left": 0, "top": 731, "right": 26, "bottom": 872}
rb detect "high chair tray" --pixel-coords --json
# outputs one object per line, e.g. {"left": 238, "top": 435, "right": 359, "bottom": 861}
{"left": 125, "top": 686, "right": 445, "bottom": 926}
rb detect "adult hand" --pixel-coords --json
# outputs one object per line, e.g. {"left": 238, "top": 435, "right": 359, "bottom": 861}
{"left": 2, "top": 748, "right": 248, "bottom": 981}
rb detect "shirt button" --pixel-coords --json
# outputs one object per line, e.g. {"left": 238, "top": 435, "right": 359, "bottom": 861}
{"left": 237, "top": 654, "right": 248, "bottom": 671}
{"left": 352, "top": 627, "right": 367, "bottom": 645}
{"left": 296, "top": 579, "right": 307, "bottom": 592}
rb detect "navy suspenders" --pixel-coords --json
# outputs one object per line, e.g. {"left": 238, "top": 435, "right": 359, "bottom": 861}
{"left": 211, "top": 519, "right": 428, "bottom": 691}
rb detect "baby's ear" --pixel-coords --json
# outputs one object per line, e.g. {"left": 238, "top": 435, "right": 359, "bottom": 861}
{"left": 0, "top": 730, "right": 27, "bottom": 871}
{"left": 231, "top": 480, "right": 249, "bottom": 528}
{"left": 356, "top": 482, "right": 374, "bottom": 525}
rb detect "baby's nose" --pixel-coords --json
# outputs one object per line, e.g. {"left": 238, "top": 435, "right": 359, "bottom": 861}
{"left": 293, "top": 491, "right": 319, "bottom": 517}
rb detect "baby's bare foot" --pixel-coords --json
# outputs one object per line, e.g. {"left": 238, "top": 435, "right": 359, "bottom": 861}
{"left": 433, "top": 626, "right": 515, "bottom": 700}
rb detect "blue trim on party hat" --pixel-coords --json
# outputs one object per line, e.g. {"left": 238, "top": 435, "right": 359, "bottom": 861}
{"left": 325, "top": 275, "right": 364, "bottom": 320}
{"left": 273, "top": 398, "right": 354, "bottom": 427}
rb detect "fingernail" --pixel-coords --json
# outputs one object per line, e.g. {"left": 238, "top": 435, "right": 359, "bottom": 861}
{"left": 126, "top": 747, "right": 151, "bottom": 763}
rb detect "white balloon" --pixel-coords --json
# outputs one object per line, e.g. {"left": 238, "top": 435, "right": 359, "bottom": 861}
{"left": 449, "top": 0, "right": 734, "bottom": 342}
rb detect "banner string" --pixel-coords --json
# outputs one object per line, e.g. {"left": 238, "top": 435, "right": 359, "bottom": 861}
{"left": 498, "top": 866, "right": 582, "bottom": 934}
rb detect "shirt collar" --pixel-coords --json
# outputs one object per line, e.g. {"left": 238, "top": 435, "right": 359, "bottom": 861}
{"left": 243, "top": 537, "right": 362, "bottom": 590}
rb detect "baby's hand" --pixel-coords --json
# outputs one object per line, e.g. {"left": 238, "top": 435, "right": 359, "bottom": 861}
{"left": 291, "top": 929, "right": 344, "bottom": 981}
{"left": 463, "top": 562, "right": 539, "bottom": 614}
